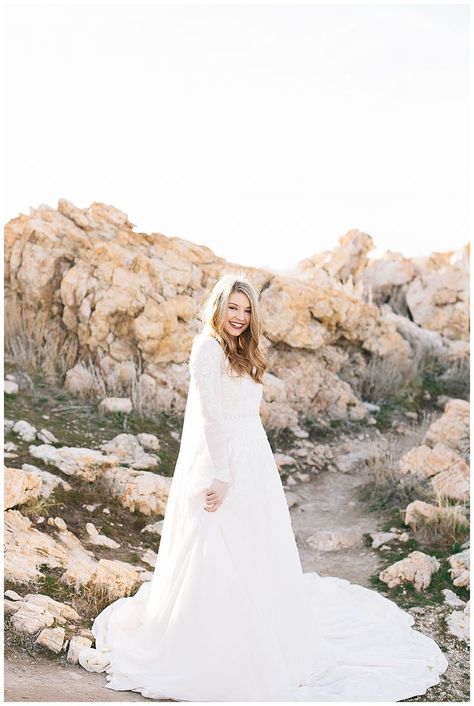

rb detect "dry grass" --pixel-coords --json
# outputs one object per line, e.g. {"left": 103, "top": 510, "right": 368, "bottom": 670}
{"left": 360, "top": 416, "right": 442, "bottom": 515}
{"left": 360, "top": 348, "right": 430, "bottom": 404}
{"left": 4, "top": 299, "right": 77, "bottom": 384}
{"left": 5, "top": 297, "right": 166, "bottom": 420}
{"left": 408, "top": 491, "right": 470, "bottom": 550}
{"left": 359, "top": 345, "right": 470, "bottom": 407}
{"left": 437, "top": 354, "right": 470, "bottom": 400}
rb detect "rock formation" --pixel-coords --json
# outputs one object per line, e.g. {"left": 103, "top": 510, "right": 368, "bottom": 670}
{"left": 5, "top": 200, "right": 468, "bottom": 427}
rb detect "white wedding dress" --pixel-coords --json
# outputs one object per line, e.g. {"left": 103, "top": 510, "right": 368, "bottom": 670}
{"left": 79, "top": 332, "right": 449, "bottom": 701}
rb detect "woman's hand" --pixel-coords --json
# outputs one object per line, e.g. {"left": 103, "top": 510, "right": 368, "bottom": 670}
{"left": 204, "top": 478, "right": 228, "bottom": 512}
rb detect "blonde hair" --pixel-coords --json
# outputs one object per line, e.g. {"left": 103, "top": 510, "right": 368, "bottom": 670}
{"left": 195, "top": 271, "right": 268, "bottom": 383}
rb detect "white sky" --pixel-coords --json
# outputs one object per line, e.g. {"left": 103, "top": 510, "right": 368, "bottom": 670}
{"left": 3, "top": 1, "right": 470, "bottom": 273}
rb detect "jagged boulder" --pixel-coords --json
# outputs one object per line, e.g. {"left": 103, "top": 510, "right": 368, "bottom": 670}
{"left": 379, "top": 551, "right": 441, "bottom": 591}
{"left": 423, "top": 399, "right": 469, "bottom": 457}
{"left": 4, "top": 466, "right": 42, "bottom": 509}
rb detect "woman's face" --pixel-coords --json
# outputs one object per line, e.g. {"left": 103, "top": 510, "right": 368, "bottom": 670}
{"left": 224, "top": 291, "right": 251, "bottom": 337}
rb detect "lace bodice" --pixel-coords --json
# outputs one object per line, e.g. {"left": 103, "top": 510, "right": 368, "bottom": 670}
{"left": 189, "top": 333, "right": 263, "bottom": 485}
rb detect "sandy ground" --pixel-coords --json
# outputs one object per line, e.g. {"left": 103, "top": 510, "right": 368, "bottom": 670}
{"left": 4, "top": 649, "right": 152, "bottom": 702}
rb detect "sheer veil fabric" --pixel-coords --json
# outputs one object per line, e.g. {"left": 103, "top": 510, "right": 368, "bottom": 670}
{"left": 79, "top": 330, "right": 449, "bottom": 701}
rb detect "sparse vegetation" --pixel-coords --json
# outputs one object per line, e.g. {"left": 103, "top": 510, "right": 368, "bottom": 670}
{"left": 358, "top": 347, "right": 469, "bottom": 417}
{"left": 408, "top": 492, "right": 470, "bottom": 550}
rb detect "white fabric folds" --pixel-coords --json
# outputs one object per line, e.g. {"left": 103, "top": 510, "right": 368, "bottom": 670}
{"left": 78, "top": 331, "right": 449, "bottom": 701}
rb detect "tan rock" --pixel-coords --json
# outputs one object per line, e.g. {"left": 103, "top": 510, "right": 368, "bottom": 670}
{"left": 398, "top": 442, "right": 468, "bottom": 481}
{"left": 35, "top": 626, "right": 65, "bottom": 653}
{"left": 424, "top": 399, "right": 469, "bottom": 457}
{"left": 85, "top": 522, "right": 121, "bottom": 549}
{"left": 448, "top": 548, "right": 470, "bottom": 590}
{"left": 12, "top": 420, "right": 37, "bottom": 442}
{"left": 100, "top": 433, "right": 159, "bottom": 470}
{"left": 90, "top": 559, "right": 141, "bottom": 600}
{"left": 4, "top": 466, "right": 42, "bottom": 509}
{"left": 11, "top": 601, "right": 55, "bottom": 634}
{"left": 297, "top": 229, "right": 375, "bottom": 282}
{"left": 4, "top": 508, "right": 98, "bottom": 587}
{"left": 103, "top": 466, "right": 171, "bottom": 515}
{"left": 356, "top": 251, "right": 417, "bottom": 300}
{"left": 4, "top": 380, "right": 19, "bottom": 395}
{"left": 98, "top": 397, "right": 133, "bottom": 415}
{"left": 5, "top": 599, "right": 22, "bottom": 615}
{"left": 28, "top": 444, "right": 119, "bottom": 481}
{"left": 431, "top": 460, "right": 470, "bottom": 502}
{"left": 379, "top": 550, "right": 440, "bottom": 591}
{"left": 67, "top": 635, "right": 93, "bottom": 664}
{"left": 306, "top": 527, "right": 364, "bottom": 551}
{"left": 404, "top": 500, "right": 468, "bottom": 530}
{"left": 446, "top": 600, "right": 470, "bottom": 642}
{"left": 405, "top": 247, "right": 469, "bottom": 340}
{"left": 21, "top": 463, "right": 72, "bottom": 498}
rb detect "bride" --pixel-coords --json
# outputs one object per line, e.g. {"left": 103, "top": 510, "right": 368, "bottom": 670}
{"left": 79, "top": 272, "right": 449, "bottom": 701}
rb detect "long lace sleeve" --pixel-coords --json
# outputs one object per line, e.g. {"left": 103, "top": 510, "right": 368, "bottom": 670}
{"left": 189, "top": 336, "right": 232, "bottom": 485}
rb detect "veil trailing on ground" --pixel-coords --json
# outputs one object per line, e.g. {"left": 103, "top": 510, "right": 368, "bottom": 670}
{"left": 140, "top": 327, "right": 230, "bottom": 624}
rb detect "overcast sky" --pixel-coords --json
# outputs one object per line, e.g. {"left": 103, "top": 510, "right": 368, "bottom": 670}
{"left": 4, "top": 1, "right": 469, "bottom": 273}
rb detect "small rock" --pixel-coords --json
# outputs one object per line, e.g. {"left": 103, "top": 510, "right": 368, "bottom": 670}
{"left": 67, "top": 635, "right": 93, "bottom": 664}
{"left": 85, "top": 522, "right": 120, "bottom": 549}
{"left": 289, "top": 425, "right": 309, "bottom": 438}
{"left": 99, "top": 397, "right": 133, "bottom": 415}
{"left": 379, "top": 550, "right": 440, "bottom": 591}
{"left": 141, "top": 520, "right": 164, "bottom": 535}
{"left": 140, "top": 548, "right": 157, "bottom": 568}
{"left": 12, "top": 420, "right": 37, "bottom": 442}
{"left": 37, "top": 428, "right": 59, "bottom": 445}
{"left": 306, "top": 527, "right": 364, "bottom": 552}
{"left": 35, "top": 626, "right": 65, "bottom": 654}
{"left": 4, "top": 381, "right": 19, "bottom": 395}
{"left": 370, "top": 531, "right": 397, "bottom": 549}
{"left": 5, "top": 589, "right": 23, "bottom": 601}
{"left": 102, "top": 508, "right": 111, "bottom": 515}
{"left": 47, "top": 517, "right": 67, "bottom": 531}
{"left": 442, "top": 588, "right": 466, "bottom": 607}
{"left": 83, "top": 503, "right": 100, "bottom": 512}
{"left": 5, "top": 598, "right": 22, "bottom": 614}
{"left": 137, "top": 433, "right": 160, "bottom": 451}
{"left": 446, "top": 600, "right": 470, "bottom": 643}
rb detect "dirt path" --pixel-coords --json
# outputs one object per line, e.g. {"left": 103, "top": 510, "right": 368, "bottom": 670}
{"left": 4, "top": 649, "right": 151, "bottom": 702}
{"left": 291, "top": 463, "right": 381, "bottom": 585}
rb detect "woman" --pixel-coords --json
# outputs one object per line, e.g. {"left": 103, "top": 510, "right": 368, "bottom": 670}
{"left": 79, "top": 272, "right": 449, "bottom": 701}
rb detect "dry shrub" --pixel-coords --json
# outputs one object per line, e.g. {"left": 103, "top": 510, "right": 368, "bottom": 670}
{"left": 408, "top": 492, "right": 470, "bottom": 550}
{"left": 438, "top": 354, "right": 470, "bottom": 400}
{"left": 5, "top": 298, "right": 78, "bottom": 384}
{"left": 359, "top": 349, "right": 425, "bottom": 404}
{"left": 361, "top": 430, "right": 436, "bottom": 513}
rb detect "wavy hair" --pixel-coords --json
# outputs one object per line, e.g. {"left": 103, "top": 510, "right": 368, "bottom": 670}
{"left": 195, "top": 271, "right": 268, "bottom": 383}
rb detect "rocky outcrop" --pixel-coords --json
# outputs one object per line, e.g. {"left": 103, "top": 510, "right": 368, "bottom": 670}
{"left": 404, "top": 250, "right": 469, "bottom": 340}
{"left": 4, "top": 509, "right": 150, "bottom": 598}
{"left": 8, "top": 201, "right": 466, "bottom": 427}
{"left": 296, "top": 229, "right": 375, "bottom": 283}
{"left": 28, "top": 445, "right": 119, "bottom": 482}
{"left": 355, "top": 246, "right": 469, "bottom": 341}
